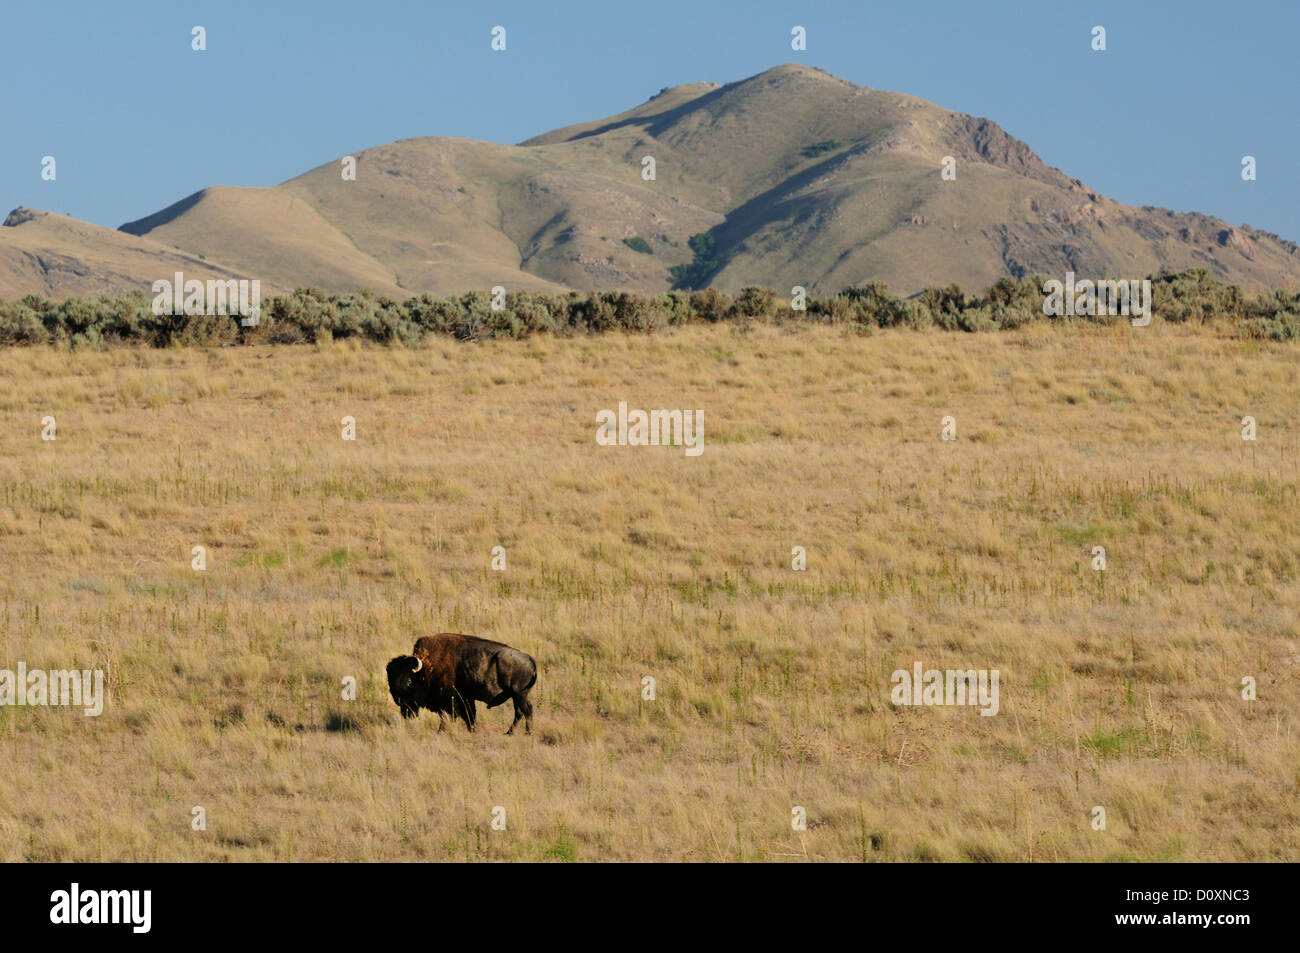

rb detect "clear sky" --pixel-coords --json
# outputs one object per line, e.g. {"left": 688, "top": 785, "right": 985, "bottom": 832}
{"left": 5, "top": 0, "right": 1297, "bottom": 241}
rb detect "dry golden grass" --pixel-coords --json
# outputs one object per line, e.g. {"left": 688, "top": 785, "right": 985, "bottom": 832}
{"left": 0, "top": 321, "right": 1296, "bottom": 862}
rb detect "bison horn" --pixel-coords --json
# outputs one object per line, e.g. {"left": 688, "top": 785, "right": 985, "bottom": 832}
{"left": 410, "top": 657, "right": 422, "bottom": 673}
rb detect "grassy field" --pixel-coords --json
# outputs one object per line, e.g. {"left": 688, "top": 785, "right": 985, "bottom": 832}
{"left": 0, "top": 321, "right": 1297, "bottom": 862}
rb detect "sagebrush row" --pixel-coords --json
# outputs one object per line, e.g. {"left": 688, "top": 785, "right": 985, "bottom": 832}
{"left": 2, "top": 267, "right": 1298, "bottom": 348}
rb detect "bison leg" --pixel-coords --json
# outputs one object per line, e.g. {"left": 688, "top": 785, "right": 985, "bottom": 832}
{"left": 507, "top": 694, "right": 533, "bottom": 735}
{"left": 455, "top": 694, "right": 477, "bottom": 732}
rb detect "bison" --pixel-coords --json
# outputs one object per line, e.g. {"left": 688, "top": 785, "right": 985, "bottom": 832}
{"left": 386, "top": 633, "right": 536, "bottom": 735}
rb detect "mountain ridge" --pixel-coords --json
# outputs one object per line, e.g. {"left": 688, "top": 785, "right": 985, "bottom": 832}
{"left": 4, "top": 63, "right": 1298, "bottom": 301}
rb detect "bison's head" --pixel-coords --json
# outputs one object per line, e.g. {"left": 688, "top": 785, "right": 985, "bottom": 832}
{"left": 386, "top": 654, "right": 425, "bottom": 719}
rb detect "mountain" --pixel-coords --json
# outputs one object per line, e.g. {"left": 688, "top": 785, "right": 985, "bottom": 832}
{"left": 5, "top": 64, "right": 1300, "bottom": 301}
{"left": 0, "top": 207, "right": 286, "bottom": 301}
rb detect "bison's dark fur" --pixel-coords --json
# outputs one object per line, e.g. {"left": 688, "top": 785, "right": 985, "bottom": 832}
{"left": 386, "top": 633, "right": 536, "bottom": 735}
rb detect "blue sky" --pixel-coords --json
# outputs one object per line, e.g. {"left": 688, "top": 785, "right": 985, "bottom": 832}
{"left": 5, "top": 0, "right": 1297, "bottom": 240}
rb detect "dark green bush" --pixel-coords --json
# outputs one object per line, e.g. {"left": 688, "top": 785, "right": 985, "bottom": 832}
{"left": 801, "top": 139, "right": 844, "bottom": 158}
{"left": 669, "top": 232, "right": 719, "bottom": 290}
